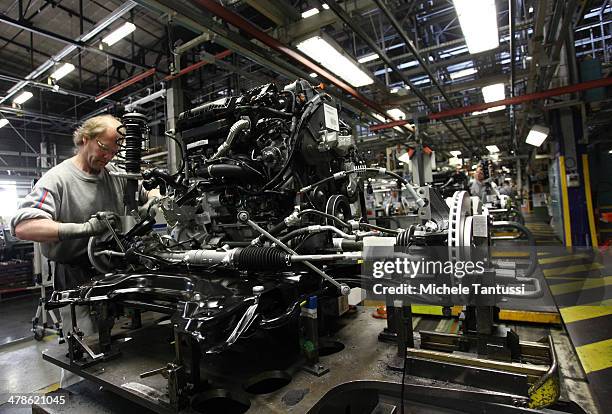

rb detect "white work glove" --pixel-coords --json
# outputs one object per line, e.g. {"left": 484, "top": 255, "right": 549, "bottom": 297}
{"left": 58, "top": 211, "right": 120, "bottom": 241}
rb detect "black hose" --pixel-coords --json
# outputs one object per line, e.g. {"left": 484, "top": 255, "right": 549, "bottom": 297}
{"left": 298, "top": 209, "right": 351, "bottom": 230}
{"left": 164, "top": 131, "right": 186, "bottom": 176}
{"left": 196, "top": 164, "right": 265, "bottom": 182}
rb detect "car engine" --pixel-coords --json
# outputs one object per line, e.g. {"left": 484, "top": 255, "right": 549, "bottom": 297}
{"left": 49, "top": 79, "right": 382, "bottom": 354}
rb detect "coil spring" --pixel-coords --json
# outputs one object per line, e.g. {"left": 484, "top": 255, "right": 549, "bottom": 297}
{"left": 396, "top": 225, "right": 415, "bottom": 246}
{"left": 120, "top": 112, "right": 149, "bottom": 174}
{"left": 236, "top": 246, "right": 290, "bottom": 271}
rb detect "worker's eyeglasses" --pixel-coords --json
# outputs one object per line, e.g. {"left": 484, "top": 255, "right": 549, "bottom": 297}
{"left": 95, "top": 138, "right": 119, "bottom": 156}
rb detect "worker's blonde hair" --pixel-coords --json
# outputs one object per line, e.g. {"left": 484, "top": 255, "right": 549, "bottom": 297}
{"left": 72, "top": 114, "right": 121, "bottom": 147}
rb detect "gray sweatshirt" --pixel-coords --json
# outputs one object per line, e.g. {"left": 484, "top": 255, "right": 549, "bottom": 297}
{"left": 10, "top": 158, "right": 126, "bottom": 263}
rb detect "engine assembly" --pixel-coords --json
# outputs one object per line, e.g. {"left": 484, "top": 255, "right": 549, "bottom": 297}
{"left": 44, "top": 79, "right": 553, "bottom": 412}
{"left": 50, "top": 80, "right": 381, "bottom": 353}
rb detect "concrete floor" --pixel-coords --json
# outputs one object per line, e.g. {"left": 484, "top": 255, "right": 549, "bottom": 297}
{"left": 0, "top": 294, "right": 40, "bottom": 346}
{"left": 0, "top": 307, "right": 602, "bottom": 414}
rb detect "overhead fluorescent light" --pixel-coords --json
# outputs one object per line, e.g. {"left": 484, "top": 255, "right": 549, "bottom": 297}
{"left": 309, "top": 72, "right": 318, "bottom": 78}
{"left": 372, "top": 113, "right": 387, "bottom": 122}
{"left": 102, "top": 22, "right": 136, "bottom": 46}
{"left": 322, "top": 4, "right": 330, "bottom": 10}
{"left": 296, "top": 36, "right": 374, "bottom": 87}
{"left": 358, "top": 53, "right": 379, "bottom": 64}
{"left": 0, "top": 119, "right": 9, "bottom": 128}
{"left": 390, "top": 87, "right": 399, "bottom": 93}
{"left": 471, "top": 105, "right": 506, "bottom": 115}
{"left": 387, "top": 108, "right": 406, "bottom": 120}
{"left": 450, "top": 67, "right": 477, "bottom": 80}
{"left": 450, "top": 150, "right": 462, "bottom": 157}
{"left": 453, "top": 0, "right": 499, "bottom": 54}
{"left": 528, "top": 6, "right": 534, "bottom": 13}
{"left": 50, "top": 62, "right": 75, "bottom": 81}
{"left": 486, "top": 145, "right": 500, "bottom": 153}
{"left": 525, "top": 125, "right": 550, "bottom": 147}
{"left": 301, "top": 8, "right": 319, "bottom": 19}
{"left": 13, "top": 91, "right": 33, "bottom": 105}
{"left": 482, "top": 83, "right": 505, "bottom": 102}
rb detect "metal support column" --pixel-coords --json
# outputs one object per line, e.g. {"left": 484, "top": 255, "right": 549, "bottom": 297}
{"left": 509, "top": 0, "right": 517, "bottom": 151}
{"left": 166, "top": 79, "right": 183, "bottom": 174}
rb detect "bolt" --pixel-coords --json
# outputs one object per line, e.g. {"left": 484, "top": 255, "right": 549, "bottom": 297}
{"left": 237, "top": 211, "right": 249, "bottom": 222}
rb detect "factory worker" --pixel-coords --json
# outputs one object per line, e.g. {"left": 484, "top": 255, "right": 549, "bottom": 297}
{"left": 11, "top": 114, "right": 126, "bottom": 387}
{"left": 469, "top": 165, "right": 486, "bottom": 199}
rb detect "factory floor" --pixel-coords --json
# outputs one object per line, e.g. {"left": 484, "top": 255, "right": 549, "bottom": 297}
{"left": 0, "top": 307, "right": 604, "bottom": 414}
{"left": 0, "top": 292, "right": 44, "bottom": 346}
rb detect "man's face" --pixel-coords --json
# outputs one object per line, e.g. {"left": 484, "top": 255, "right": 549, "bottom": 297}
{"left": 475, "top": 167, "right": 484, "bottom": 181}
{"left": 83, "top": 124, "right": 121, "bottom": 172}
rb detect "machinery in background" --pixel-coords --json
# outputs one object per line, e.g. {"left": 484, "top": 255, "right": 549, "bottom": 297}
{"left": 44, "top": 80, "right": 558, "bottom": 413}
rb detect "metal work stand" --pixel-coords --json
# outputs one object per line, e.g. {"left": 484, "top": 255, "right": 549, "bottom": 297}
{"left": 31, "top": 264, "right": 63, "bottom": 342}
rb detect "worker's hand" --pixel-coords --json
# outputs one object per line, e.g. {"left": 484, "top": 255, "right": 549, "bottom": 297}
{"left": 58, "top": 212, "right": 120, "bottom": 241}
{"left": 89, "top": 212, "right": 121, "bottom": 235}
{"left": 139, "top": 197, "right": 160, "bottom": 219}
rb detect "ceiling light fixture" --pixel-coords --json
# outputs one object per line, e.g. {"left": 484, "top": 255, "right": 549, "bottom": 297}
{"left": 301, "top": 8, "right": 320, "bottom": 19}
{"left": 471, "top": 105, "right": 506, "bottom": 115}
{"left": 387, "top": 108, "right": 406, "bottom": 120}
{"left": 13, "top": 91, "right": 33, "bottom": 105}
{"left": 450, "top": 150, "right": 462, "bottom": 157}
{"left": 453, "top": 0, "right": 499, "bottom": 54}
{"left": 486, "top": 145, "right": 500, "bottom": 153}
{"left": 482, "top": 83, "right": 505, "bottom": 102}
{"left": 50, "top": 63, "right": 75, "bottom": 81}
{"left": 525, "top": 125, "right": 550, "bottom": 147}
{"left": 296, "top": 35, "right": 374, "bottom": 87}
{"left": 357, "top": 53, "right": 379, "bottom": 64}
{"left": 309, "top": 72, "right": 318, "bottom": 78}
{"left": 450, "top": 67, "right": 477, "bottom": 80}
{"left": 102, "top": 22, "right": 136, "bottom": 46}
{"left": 0, "top": 119, "right": 9, "bottom": 128}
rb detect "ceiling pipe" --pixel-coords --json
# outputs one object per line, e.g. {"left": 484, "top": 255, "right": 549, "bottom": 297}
{"left": 0, "top": 1, "right": 138, "bottom": 104}
{"left": 164, "top": 50, "right": 233, "bottom": 81}
{"left": 324, "top": 0, "right": 474, "bottom": 154}
{"left": 0, "top": 73, "right": 114, "bottom": 103}
{"left": 95, "top": 68, "right": 156, "bottom": 102}
{"left": 371, "top": 0, "right": 476, "bottom": 144}
{"left": 371, "top": 76, "right": 612, "bottom": 128}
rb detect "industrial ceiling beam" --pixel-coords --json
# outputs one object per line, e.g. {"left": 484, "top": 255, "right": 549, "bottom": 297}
{"left": 372, "top": 0, "right": 476, "bottom": 144}
{"left": 244, "top": 0, "right": 300, "bottom": 26}
{"left": 0, "top": 1, "right": 139, "bottom": 104}
{"left": 0, "top": 14, "right": 151, "bottom": 73}
{"left": 387, "top": 71, "right": 529, "bottom": 106}
{"left": 325, "top": 0, "right": 474, "bottom": 154}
